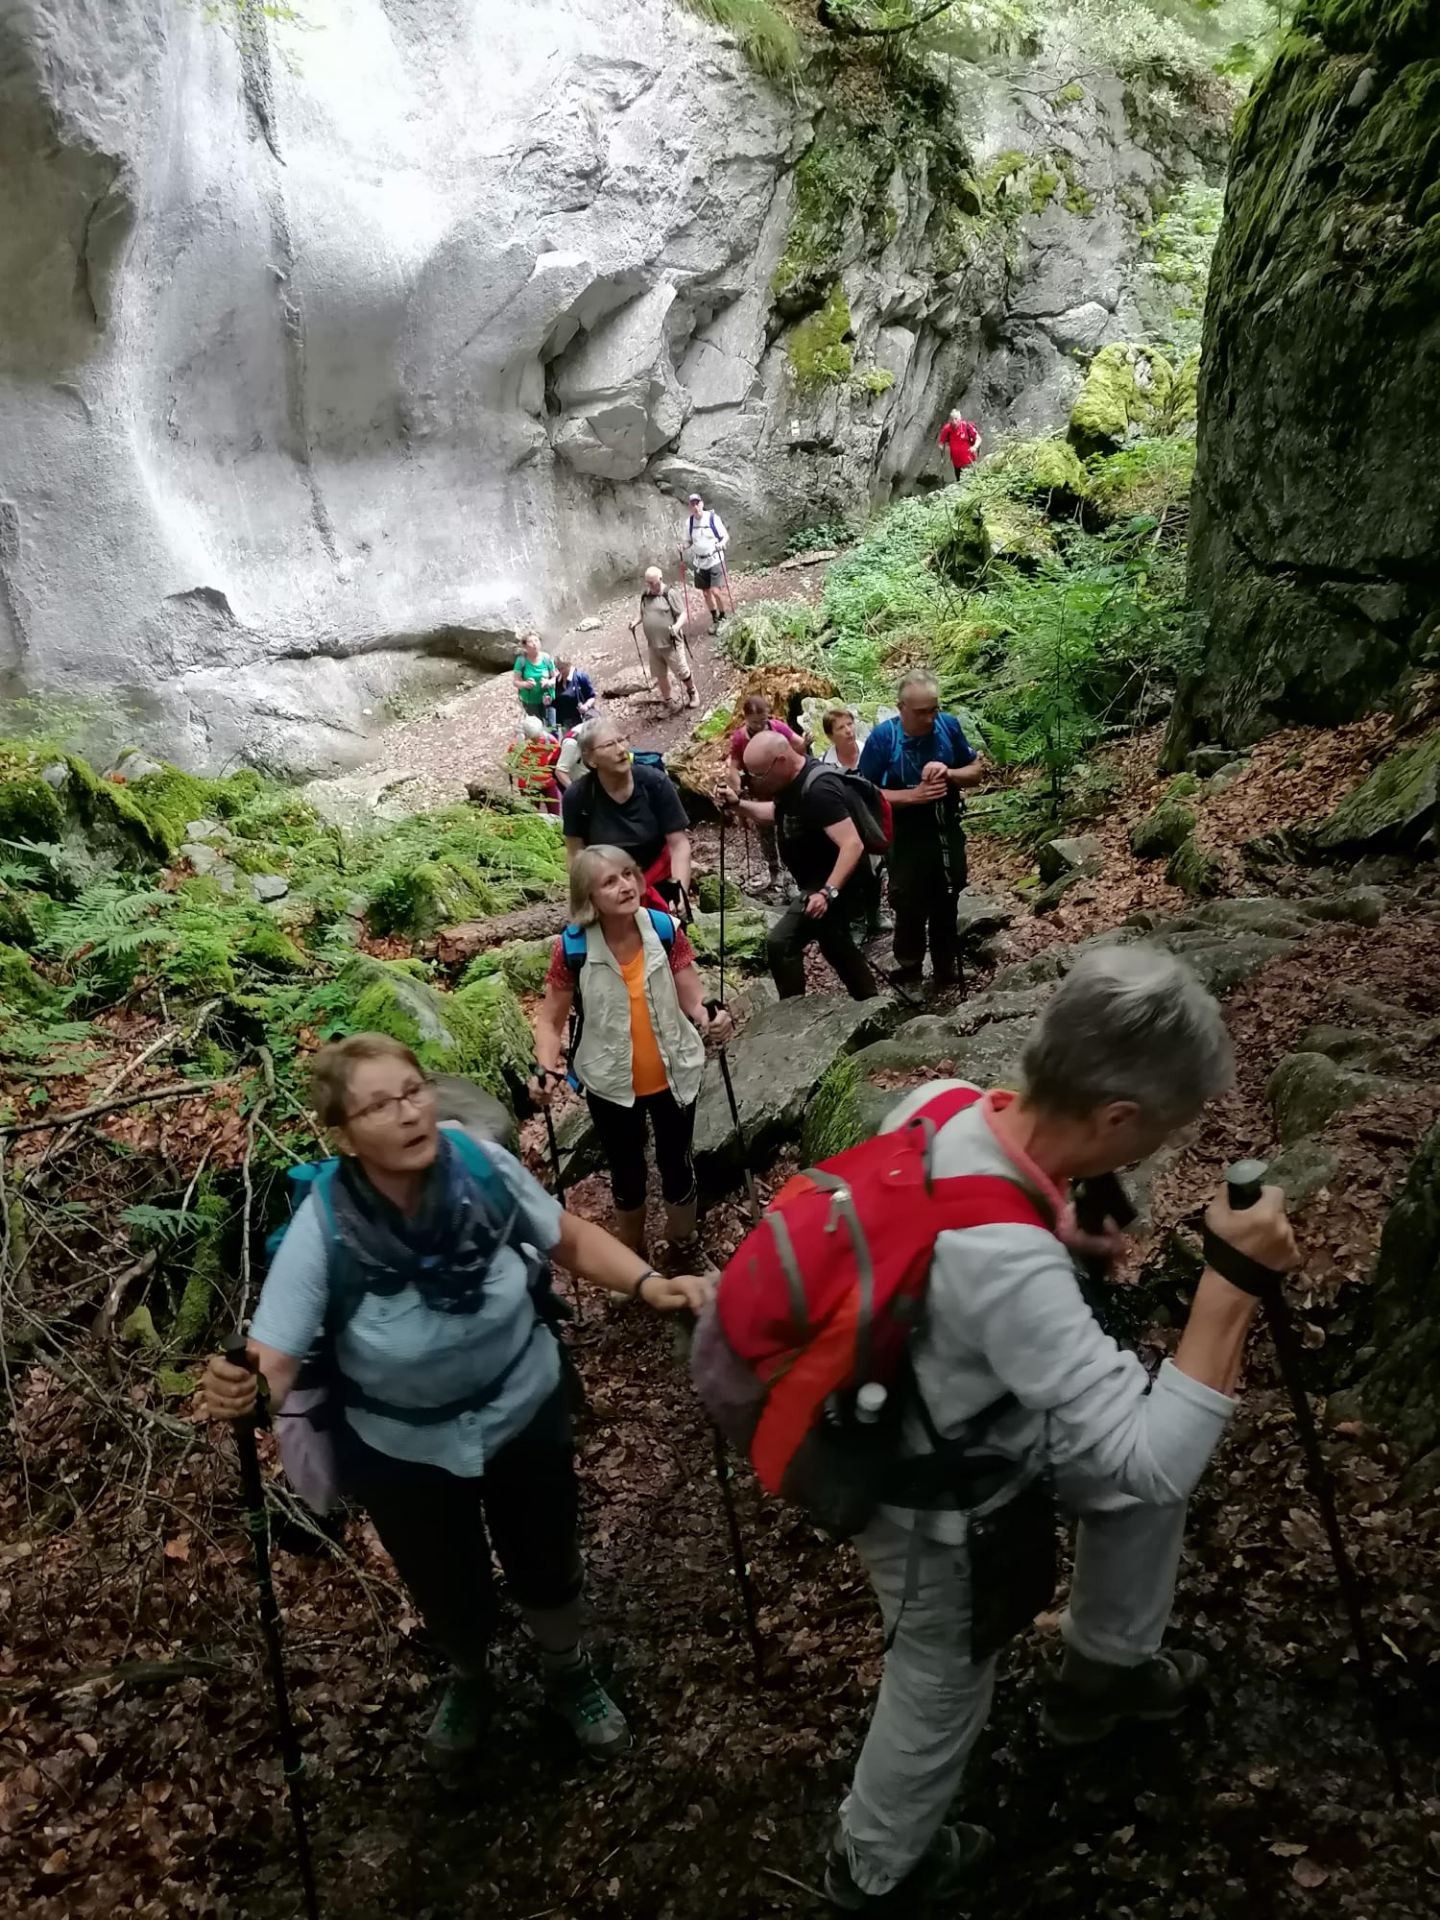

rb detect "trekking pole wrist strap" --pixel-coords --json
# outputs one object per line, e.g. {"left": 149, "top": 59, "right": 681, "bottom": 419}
{"left": 1201, "top": 1225, "right": 1284, "bottom": 1300}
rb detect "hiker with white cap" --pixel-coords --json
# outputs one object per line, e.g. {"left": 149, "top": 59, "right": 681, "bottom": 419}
{"left": 682, "top": 492, "right": 730, "bottom": 631}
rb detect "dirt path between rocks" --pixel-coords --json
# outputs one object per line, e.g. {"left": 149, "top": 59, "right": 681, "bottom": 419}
{"left": 374, "top": 563, "right": 830, "bottom": 811}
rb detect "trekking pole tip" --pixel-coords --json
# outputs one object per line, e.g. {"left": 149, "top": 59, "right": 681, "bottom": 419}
{"left": 1226, "top": 1159, "right": 1269, "bottom": 1211}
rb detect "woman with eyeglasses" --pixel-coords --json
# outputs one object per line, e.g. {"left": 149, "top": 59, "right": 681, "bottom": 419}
{"left": 202, "top": 1032, "right": 710, "bottom": 1769}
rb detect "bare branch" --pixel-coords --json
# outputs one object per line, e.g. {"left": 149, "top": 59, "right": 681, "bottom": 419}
{"left": 0, "top": 1078, "right": 230, "bottom": 1138}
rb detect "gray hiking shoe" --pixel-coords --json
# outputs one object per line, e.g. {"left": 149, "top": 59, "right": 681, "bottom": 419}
{"left": 423, "top": 1673, "right": 491, "bottom": 1768}
{"left": 1041, "top": 1646, "right": 1209, "bottom": 1747}
{"left": 824, "top": 1821, "right": 992, "bottom": 1912}
{"left": 545, "top": 1654, "right": 632, "bottom": 1761}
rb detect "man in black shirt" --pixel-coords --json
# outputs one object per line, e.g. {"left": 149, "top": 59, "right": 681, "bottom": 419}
{"left": 734, "top": 732, "right": 879, "bottom": 1001}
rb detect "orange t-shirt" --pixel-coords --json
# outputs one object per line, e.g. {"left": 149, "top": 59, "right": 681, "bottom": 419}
{"left": 620, "top": 948, "right": 669, "bottom": 1096}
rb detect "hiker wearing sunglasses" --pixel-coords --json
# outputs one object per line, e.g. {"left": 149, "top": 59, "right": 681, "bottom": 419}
{"left": 202, "top": 1033, "right": 711, "bottom": 1770}
{"left": 823, "top": 947, "right": 1299, "bottom": 1911}
{"left": 531, "top": 846, "right": 731, "bottom": 1265}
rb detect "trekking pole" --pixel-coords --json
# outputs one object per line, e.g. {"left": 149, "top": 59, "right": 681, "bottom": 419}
{"left": 711, "top": 1421, "right": 767, "bottom": 1686}
{"left": 540, "top": 1092, "right": 584, "bottom": 1325}
{"left": 719, "top": 546, "right": 736, "bottom": 617}
{"left": 677, "top": 549, "right": 693, "bottom": 630}
{"left": 718, "top": 810, "right": 728, "bottom": 1009}
{"left": 628, "top": 619, "right": 650, "bottom": 691}
{"left": 1224, "top": 1161, "right": 1407, "bottom": 1803}
{"left": 706, "top": 1006, "right": 761, "bottom": 1228}
{"left": 223, "top": 1335, "right": 322, "bottom": 1920}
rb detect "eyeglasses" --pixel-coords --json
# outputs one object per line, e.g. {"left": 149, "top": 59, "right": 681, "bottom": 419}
{"left": 346, "top": 1079, "right": 436, "bottom": 1125}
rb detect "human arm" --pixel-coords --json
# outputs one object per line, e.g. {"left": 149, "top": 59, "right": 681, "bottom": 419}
{"left": 857, "top": 724, "right": 943, "bottom": 805}
{"left": 671, "top": 938, "right": 734, "bottom": 1039}
{"left": 553, "top": 1209, "right": 712, "bottom": 1313}
{"left": 804, "top": 815, "right": 865, "bottom": 916}
{"left": 201, "top": 1200, "right": 330, "bottom": 1420}
{"left": 735, "top": 796, "right": 776, "bottom": 824}
{"left": 922, "top": 718, "right": 982, "bottom": 792}
{"left": 665, "top": 830, "right": 692, "bottom": 893}
{"left": 530, "top": 946, "right": 576, "bottom": 1102}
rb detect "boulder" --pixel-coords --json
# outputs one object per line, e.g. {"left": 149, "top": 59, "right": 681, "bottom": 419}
{"left": 687, "top": 908, "right": 771, "bottom": 975}
{"left": 692, "top": 992, "right": 898, "bottom": 1186}
{"left": 1031, "top": 870, "right": 1085, "bottom": 914}
{"left": 953, "top": 891, "right": 1017, "bottom": 948}
{"left": 1265, "top": 1051, "right": 1394, "bottom": 1146}
{"left": 1293, "top": 1024, "right": 1413, "bottom": 1077}
{"left": 1164, "top": 832, "right": 1222, "bottom": 898}
{"left": 461, "top": 938, "right": 555, "bottom": 998}
{"left": 696, "top": 873, "right": 743, "bottom": 914}
{"left": 1067, "top": 343, "right": 1191, "bottom": 458}
{"left": 432, "top": 1074, "right": 520, "bottom": 1154}
{"left": 1266, "top": 1138, "right": 1341, "bottom": 1207}
{"left": 1153, "top": 929, "right": 1294, "bottom": 996}
{"left": 250, "top": 873, "right": 290, "bottom": 903}
{"left": 1180, "top": 898, "right": 1314, "bottom": 941}
{"left": 1186, "top": 745, "right": 1239, "bottom": 778}
{"left": 1356, "top": 1117, "right": 1440, "bottom": 1470}
{"left": 1299, "top": 887, "right": 1387, "bottom": 928}
{"left": 1130, "top": 796, "right": 1195, "bottom": 860}
{"left": 1037, "top": 835, "right": 1104, "bottom": 884}
{"left": 344, "top": 958, "right": 532, "bottom": 1110}
{"left": 1312, "top": 731, "right": 1440, "bottom": 855}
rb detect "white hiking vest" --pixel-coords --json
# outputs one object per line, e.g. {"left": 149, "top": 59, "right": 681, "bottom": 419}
{"left": 570, "top": 913, "right": 706, "bottom": 1109}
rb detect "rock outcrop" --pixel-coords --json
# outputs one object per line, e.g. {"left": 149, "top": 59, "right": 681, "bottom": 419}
{"left": 0, "top": 0, "right": 1225, "bottom": 773}
{"left": 1174, "top": 1, "right": 1440, "bottom": 753}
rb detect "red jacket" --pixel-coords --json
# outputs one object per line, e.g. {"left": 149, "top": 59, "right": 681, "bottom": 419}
{"left": 939, "top": 418, "right": 979, "bottom": 469}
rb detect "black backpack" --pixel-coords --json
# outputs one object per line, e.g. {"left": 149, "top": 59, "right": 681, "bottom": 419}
{"left": 797, "top": 761, "right": 894, "bottom": 855}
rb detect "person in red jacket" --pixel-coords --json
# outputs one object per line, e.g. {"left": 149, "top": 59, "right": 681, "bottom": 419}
{"left": 938, "top": 410, "right": 981, "bottom": 479}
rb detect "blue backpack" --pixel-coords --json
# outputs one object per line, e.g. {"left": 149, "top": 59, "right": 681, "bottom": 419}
{"left": 560, "top": 909, "right": 676, "bottom": 1090}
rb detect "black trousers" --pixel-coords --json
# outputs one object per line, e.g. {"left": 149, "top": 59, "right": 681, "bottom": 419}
{"left": 888, "top": 823, "right": 968, "bottom": 984}
{"left": 767, "top": 878, "right": 880, "bottom": 1000}
{"left": 338, "top": 1384, "right": 581, "bottom": 1674}
{"left": 586, "top": 1085, "right": 697, "bottom": 1212}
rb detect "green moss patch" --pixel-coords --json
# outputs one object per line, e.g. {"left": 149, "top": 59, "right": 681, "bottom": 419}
{"left": 787, "top": 283, "right": 854, "bottom": 392}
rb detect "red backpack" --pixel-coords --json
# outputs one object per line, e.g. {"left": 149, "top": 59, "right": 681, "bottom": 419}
{"left": 690, "top": 1086, "right": 1050, "bottom": 1536}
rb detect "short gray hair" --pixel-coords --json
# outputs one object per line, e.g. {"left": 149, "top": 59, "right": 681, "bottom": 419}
{"left": 568, "top": 844, "right": 642, "bottom": 925}
{"left": 1021, "top": 944, "right": 1232, "bottom": 1129}
{"left": 897, "top": 669, "right": 939, "bottom": 706}
{"left": 575, "top": 717, "right": 618, "bottom": 767}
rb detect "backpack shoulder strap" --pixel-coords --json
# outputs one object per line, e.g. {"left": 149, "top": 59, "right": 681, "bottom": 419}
{"left": 645, "top": 907, "right": 677, "bottom": 949}
{"left": 561, "top": 923, "right": 588, "bottom": 972}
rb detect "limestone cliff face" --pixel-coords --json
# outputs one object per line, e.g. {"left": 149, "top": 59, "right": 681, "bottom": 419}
{"left": 1175, "top": 0, "right": 1440, "bottom": 753}
{"left": 0, "top": 0, "right": 1219, "bottom": 772}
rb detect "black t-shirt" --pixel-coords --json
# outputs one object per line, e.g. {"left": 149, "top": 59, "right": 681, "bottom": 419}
{"left": 561, "top": 763, "right": 688, "bottom": 870}
{"left": 774, "top": 764, "right": 854, "bottom": 893}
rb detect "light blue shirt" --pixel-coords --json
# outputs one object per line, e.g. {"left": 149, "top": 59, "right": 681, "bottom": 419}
{"left": 250, "top": 1132, "right": 564, "bottom": 1477}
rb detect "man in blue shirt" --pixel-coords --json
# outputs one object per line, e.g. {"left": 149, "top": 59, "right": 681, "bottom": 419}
{"left": 857, "top": 670, "right": 982, "bottom": 993}
{"left": 554, "top": 655, "right": 599, "bottom": 731}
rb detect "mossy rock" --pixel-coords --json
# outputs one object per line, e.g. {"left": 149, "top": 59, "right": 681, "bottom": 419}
{"left": 1069, "top": 344, "right": 1184, "bottom": 459}
{"left": 787, "top": 282, "right": 854, "bottom": 393}
{"left": 980, "top": 497, "right": 1054, "bottom": 568}
{"left": 1165, "top": 833, "right": 1223, "bottom": 897}
{"left": 124, "top": 765, "right": 226, "bottom": 856}
{"left": 1130, "top": 795, "right": 1196, "bottom": 859}
{"left": 934, "top": 497, "right": 993, "bottom": 586}
{"left": 1265, "top": 1050, "right": 1394, "bottom": 1145}
{"left": 1312, "top": 729, "right": 1440, "bottom": 853}
{"left": 696, "top": 873, "right": 742, "bottom": 913}
{"left": 346, "top": 958, "right": 532, "bottom": 1109}
{"left": 687, "top": 907, "right": 770, "bottom": 974}
{"left": 461, "top": 938, "right": 554, "bottom": 998}
{"left": 365, "top": 855, "right": 502, "bottom": 938}
{"left": 0, "top": 941, "right": 55, "bottom": 1013}
{"left": 985, "top": 436, "right": 1089, "bottom": 504}
{"left": 0, "top": 888, "right": 48, "bottom": 949}
{"left": 168, "top": 1192, "right": 227, "bottom": 1354}
{"left": 236, "top": 920, "right": 310, "bottom": 975}
{"left": 1166, "top": 772, "right": 1201, "bottom": 799}
{"left": 60, "top": 755, "right": 169, "bottom": 868}
{"left": 0, "top": 764, "right": 65, "bottom": 844}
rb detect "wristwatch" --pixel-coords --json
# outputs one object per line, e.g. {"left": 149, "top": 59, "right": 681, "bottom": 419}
{"left": 823, "top": 884, "right": 841, "bottom": 903}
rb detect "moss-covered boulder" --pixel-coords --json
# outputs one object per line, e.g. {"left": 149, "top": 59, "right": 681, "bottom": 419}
{"left": 687, "top": 908, "right": 770, "bottom": 975}
{"left": 0, "top": 760, "right": 65, "bottom": 844}
{"left": 1068, "top": 344, "right": 1187, "bottom": 458}
{"left": 1130, "top": 795, "right": 1196, "bottom": 859}
{"left": 461, "top": 938, "right": 554, "bottom": 998}
{"left": 985, "top": 436, "right": 1089, "bottom": 504}
{"left": 696, "top": 873, "right": 742, "bottom": 914}
{"left": 366, "top": 856, "right": 501, "bottom": 938}
{"left": 1173, "top": 2, "right": 1440, "bottom": 755}
{"left": 786, "top": 282, "right": 854, "bottom": 392}
{"left": 1165, "top": 832, "right": 1223, "bottom": 897}
{"left": 934, "top": 497, "right": 993, "bottom": 586}
{"left": 345, "top": 959, "right": 532, "bottom": 1108}
{"left": 0, "top": 941, "right": 54, "bottom": 1013}
{"left": 1312, "top": 728, "right": 1440, "bottom": 854}
{"left": 1265, "top": 1049, "right": 1393, "bottom": 1144}
{"left": 1356, "top": 1116, "right": 1440, "bottom": 1472}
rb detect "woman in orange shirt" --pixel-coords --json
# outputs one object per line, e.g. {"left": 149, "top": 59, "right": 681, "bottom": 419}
{"left": 532, "top": 847, "right": 731, "bottom": 1264}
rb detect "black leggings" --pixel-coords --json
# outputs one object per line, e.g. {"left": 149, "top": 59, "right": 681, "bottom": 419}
{"left": 586, "top": 1086, "right": 697, "bottom": 1212}
{"left": 337, "top": 1384, "right": 581, "bottom": 1674}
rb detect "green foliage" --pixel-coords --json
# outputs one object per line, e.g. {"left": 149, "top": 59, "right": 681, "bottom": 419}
{"left": 784, "top": 520, "right": 857, "bottom": 557}
{"left": 0, "top": 759, "right": 65, "bottom": 844}
{"left": 787, "top": 283, "right": 855, "bottom": 391}
{"left": 1086, "top": 436, "right": 1196, "bottom": 524}
{"left": 680, "top": 0, "right": 802, "bottom": 81}
{"left": 853, "top": 366, "right": 896, "bottom": 397}
{"left": 1138, "top": 181, "right": 1226, "bottom": 353}
{"left": 352, "top": 806, "right": 565, "bottom": 937}
{"left": 1069, "top": 343, "right": 1198, "bottom": 458}
{"left": 772, "top": 131, "right": 887, "bottom": 305}
{"left": 461, "top": 939, "right": 554, "bottom": 998}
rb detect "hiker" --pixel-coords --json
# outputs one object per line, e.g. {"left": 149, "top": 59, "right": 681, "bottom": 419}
{"left": 552, "top": 728, "right": 583, "bottom": 794}
{"left": 553, "top": 655, "right": 598, "bottom": 731}
{"left": 823, "top": 947, "right": 1299, "bottom": 1910}
{"left": 857, "top": 669, "right": 981, "bottom": 995}
{"left": 937, "top": 408, "right": 981, "bottom": 480}
{"left": 734, "top": 730, "right": 880, "bottom": 1002}
{"left": 682, "top": 491, "right": 729, "bottom": 630}
{"left": 201, "top": 1033, "right": 711, "bottom": 1769}
{"left": 632, "top": 565, "right": 697, "bottom": 710}
{"left": 531, "top": 846, "right": 732, "bottom": 1262}
{"left": 724, "top": 694, "right": 802, "bottom": 900}
{"left": 512, "top": 630, "right": 557, "bottom": 728}
{"left": 561, "top": 716, "right": 693, "bottom": 914}
{"left": 507, "top": 716, "right": 562, "bottom": 816}
{"left": 821, "top": 709, "right": 888, "bottom": 941}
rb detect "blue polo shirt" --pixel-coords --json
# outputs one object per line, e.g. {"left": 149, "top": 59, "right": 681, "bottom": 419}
{"left": 250, "top": 1131, "right": 563, "bottom": 1477}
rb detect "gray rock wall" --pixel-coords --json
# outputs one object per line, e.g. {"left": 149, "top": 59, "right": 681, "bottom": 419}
{"left": 1, "top": 0, "right": 1219, "bottom": 773}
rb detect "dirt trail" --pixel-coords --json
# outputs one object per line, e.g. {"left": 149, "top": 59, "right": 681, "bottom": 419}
{"left": 376, "top": 563, "right": 829, "bottom": 810}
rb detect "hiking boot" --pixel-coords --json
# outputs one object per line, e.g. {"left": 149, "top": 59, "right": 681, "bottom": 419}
{"left": 544, "top": 1653, "right": 632, "bottom": 1761}
{"left": 864, "top": 912, "right": 895, "bottom": 941}
{"left": 1040, "top": 1646, "right": 1209, "bottom": 1748}
{"left": 823, "top": 1820, "right": 992, "bottom": 1912}
{"left": 683, "top": 677, "right": 699, "bottom": 708}
{"left": 423, "top": 1673, "right": 491, "bottom": 1768}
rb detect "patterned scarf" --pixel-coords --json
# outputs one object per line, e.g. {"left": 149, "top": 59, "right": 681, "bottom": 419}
{"left": 327, "top": 1131, "right": 516, "bottom": 1318}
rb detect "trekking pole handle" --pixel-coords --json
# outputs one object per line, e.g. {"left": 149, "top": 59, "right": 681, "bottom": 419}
{"left": 1226, "top": 1158, "right": 1269, "bottom": 1212}
{"left": 224, "top": 1330, "right": 256, "bottom": 1371}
